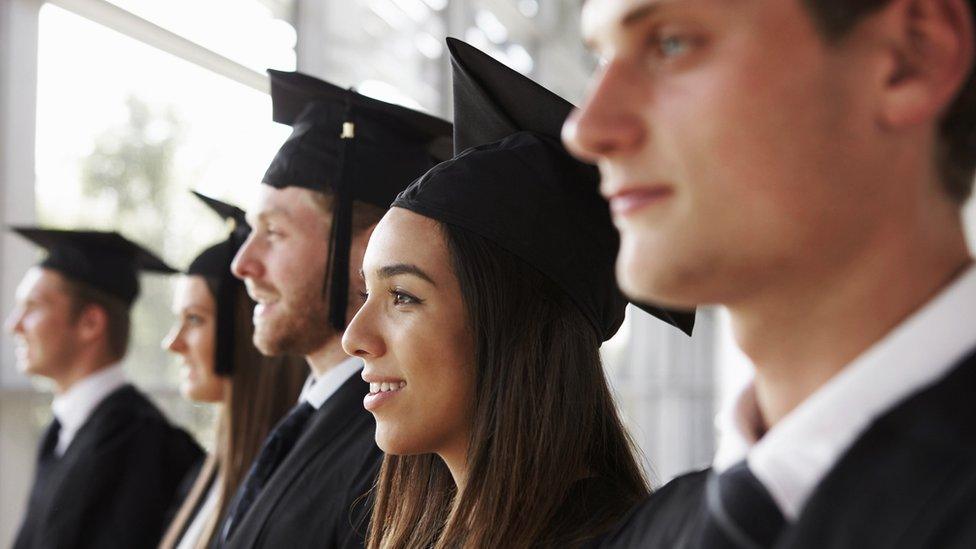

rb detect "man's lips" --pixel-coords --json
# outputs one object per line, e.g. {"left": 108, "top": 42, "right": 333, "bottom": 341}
{"left": 606, "top": 186, "right": 674, "bottom": 216}
{"left": 252, "top": 298, "right": 280, "bottom": 321}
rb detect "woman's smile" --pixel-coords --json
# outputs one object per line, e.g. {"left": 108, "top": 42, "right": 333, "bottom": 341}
{"left": 363, "top": 373, "right": 408, "bottom": 411}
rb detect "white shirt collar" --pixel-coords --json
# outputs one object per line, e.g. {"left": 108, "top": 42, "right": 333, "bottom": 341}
{"left": 51, "top": 364, "right": 128, "bottom": 456}
{"left": 299, "top": 356, "right": 363, "bottom": 410}
{"left": 714, "top": 264, "right": 976, "bottom": 521}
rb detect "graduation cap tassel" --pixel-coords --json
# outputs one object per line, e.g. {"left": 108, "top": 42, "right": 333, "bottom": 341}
{"left": 324, "top": 110, "right": 356, "bottom": 332}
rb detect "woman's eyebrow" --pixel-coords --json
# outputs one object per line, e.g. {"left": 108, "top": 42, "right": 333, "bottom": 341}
{"left": 375, "top": 263, "right": 437, "bottom": 286}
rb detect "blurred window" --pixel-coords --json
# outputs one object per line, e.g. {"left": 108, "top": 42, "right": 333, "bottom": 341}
{"left": 33, "top": 1, "right": 294, "bottom": 434}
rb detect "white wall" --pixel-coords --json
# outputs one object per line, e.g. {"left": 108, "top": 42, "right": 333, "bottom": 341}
{"left": 0, "top": 0, "right": 45, "bottom": 545}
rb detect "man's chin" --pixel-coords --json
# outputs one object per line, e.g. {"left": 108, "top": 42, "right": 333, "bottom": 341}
{"left": 253, "top": 326, "right": 321, "bottom": 358}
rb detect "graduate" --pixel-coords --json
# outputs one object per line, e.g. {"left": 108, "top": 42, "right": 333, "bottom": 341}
{"left": 214, "top": 70, "right": 453, "bottom": 548}
{"left": 4, "top": 228, "right": 203, "bottom": 549}
{"left": 159, "top": 192, "right": 307, "bottom": 549}
{"left": 341, "top": 38, "right": 694, "bottom": 549}
{"left": 563, "top": 0, "right": 976, "bottom": 547}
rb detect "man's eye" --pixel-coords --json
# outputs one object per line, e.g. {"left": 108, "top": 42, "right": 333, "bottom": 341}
{"left": 656, "top": 34, "right": 691, "bottom": 57}
{"left": 358, "top": 290, "right": 369, "bottom": 303}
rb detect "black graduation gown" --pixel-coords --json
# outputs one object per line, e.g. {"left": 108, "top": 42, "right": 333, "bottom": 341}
{"left": 217, "top": 373, "right": 383, "bottom": 549}
{"left": 13, "top": 384, "right": 203, "bottom": 549}
{"left": 602, "top": 348, "right": 976, "bottom": 548}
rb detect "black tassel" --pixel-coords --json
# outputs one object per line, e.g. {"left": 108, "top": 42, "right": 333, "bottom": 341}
{"left": 325, "top": 101, "right": 356, "bottom": 332}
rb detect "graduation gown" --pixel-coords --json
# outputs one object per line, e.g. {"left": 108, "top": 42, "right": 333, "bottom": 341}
{"left": 217, "top": 374, "right": 383, "bottom": 549}
{"left": 602, "top": 348, "right": 976, "bottom": 548}
{"left": 13, "top": 384, "right": 203, "bottom": 549}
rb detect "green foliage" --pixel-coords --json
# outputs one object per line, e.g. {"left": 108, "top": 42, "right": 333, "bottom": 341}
{"left": 76, "top": 95, "right": 183, "bottom": 388}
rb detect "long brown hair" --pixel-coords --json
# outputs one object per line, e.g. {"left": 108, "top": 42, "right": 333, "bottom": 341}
{"left": 367, "top": 223, "right": 649, "bottom": 549}
{"left": 160, "top": 282, "right": 307, "bottom": 549}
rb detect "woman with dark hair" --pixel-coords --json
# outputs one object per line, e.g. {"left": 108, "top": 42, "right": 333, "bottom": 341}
{"left": 341, "top": 39, "right": 695, "bottom": 548}
{"left": 158, "top": 193, "right": 307, "bottom": 549}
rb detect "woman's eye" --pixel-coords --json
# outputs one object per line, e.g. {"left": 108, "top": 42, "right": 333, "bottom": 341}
{"left": 647, "top": 28, "right": 701, "bottom": 63}
{"left": 186, "top": 314, "right": 205, "bottom": 326}
{"left": 358, "top": 290, "right": 369, "bottom": 303}
{"left": 390, "top": 289, "right": 421, "bottom": 306}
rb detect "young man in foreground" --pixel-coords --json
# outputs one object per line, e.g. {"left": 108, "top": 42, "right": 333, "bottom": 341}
{"left": 564, "top": 0, "right": 976, "bottom": 546}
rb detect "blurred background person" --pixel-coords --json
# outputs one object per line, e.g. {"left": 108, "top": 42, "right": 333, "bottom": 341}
{"left": 159, "top": 193, "right": 306, "bottom": 549}
{"left": 5, "top": 228, "right": 202, "bottom": 549}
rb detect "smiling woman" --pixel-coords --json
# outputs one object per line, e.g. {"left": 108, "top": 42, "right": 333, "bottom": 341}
{"left": 341, "top": 38, "right": 694, "bottom": 549}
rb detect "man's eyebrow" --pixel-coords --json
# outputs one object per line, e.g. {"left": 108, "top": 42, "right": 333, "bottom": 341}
{"left": 621, "top": 3, "right": 662, "bottom": 27}
{"left": 375, "top": 263, "right": 437, "bottom": 286}
{"left": 248, "top": 207, "right": 290, "bottom": 226}
{"left": 583, "top": 1, "right": 663, "bottom": 49}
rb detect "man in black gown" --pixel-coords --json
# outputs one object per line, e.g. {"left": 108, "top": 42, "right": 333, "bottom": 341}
{"left": 5, "top": 228, "right": 203, "bottom": 549}
{"left": 564, "top": 0, "right": 976, "bottom": 547}
{"left": 211, "top": 70, "right": 452, "bottom": 548}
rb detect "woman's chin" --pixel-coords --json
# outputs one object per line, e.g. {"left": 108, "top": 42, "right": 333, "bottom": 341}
{"left": 375, "top": 426, "right": 428, "bottom": 456}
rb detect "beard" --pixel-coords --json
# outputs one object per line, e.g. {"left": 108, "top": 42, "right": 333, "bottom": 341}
{"left": 252, "top": 278, "right": 333, "bottom": 357}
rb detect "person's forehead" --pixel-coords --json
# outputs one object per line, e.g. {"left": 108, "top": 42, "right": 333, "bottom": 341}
{"left": 582, "top": 0, "right": 738, "bottom": 44}
{"left": 248, "top": 186, "right": 323, "bottom": 225}
{"left": 173, "top": 275, "right": 214, "bottom": 309}
{"left": 364, "top": 209, "right": 446, "bottom": 275}
{"left": 16, "top": 267, "right": 65, "bottom": 302}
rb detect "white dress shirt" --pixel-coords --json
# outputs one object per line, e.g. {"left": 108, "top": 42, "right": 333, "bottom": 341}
{"left": 713, "top": 264, "right": 976, "bottom": 521}
{"left": 50, "top": 364, "right": 129, "bottom": 457}
{"left": 299, "top": 356, "right": 364, "bottom": 410}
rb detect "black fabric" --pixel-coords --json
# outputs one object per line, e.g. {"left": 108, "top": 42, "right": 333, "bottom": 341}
{"left": 38, "top": 418, "right": 61, "bottom": 460}
{"left": 9, "top": 227, "right": 176, "bottom": 305}
{"left": 698, "top": 461, "right": 785, "bottom": 548}
{"left": 261, "top": 69, "right": 453, "bottom": 332}
{"left": 219, "top": 401, "right": 315, "bottom": 542}
{"left": 601, "top": 348, "right": 976, "bottom": 548}
{"left": 212, "top": 373, "right": 383, "bottom": 549}
{"left": 392, "top": 38, "right": 694, "bottom": 340}
{"left": 543, "top": 477, "right": 642, "bottom": 549}
{"left": 186, "top": 192, "right": 250, "bottom": 376}
{"left": 13, "top": 384, "right": 203, "bottom": 549}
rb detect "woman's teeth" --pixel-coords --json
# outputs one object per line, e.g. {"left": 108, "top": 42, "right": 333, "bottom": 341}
{"left": 369, "top": 381, "right": 406, "bottom": 394}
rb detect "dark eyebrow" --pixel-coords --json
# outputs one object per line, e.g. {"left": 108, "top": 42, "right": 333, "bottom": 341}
{"left": 248, "top": 207, "right": 290, "bottom": 227}
{"left": 375, "top": 263, "right": 437, "bottom": 286}
{"left": 583, "top": 1, "right": 663, "bottom": 49}
{"left": 621, "top": 3, "right": 662, "bottom": 27}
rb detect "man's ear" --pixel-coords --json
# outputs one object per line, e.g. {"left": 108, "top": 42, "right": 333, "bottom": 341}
{"left": 877, "top": 0, "right": 974, "bottom": 130}
{"left": 74, "top": 303, "right": 109, "bottom": 344}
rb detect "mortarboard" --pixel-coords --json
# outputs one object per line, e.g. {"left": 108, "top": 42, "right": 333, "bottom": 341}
{"left": 392, "top": 38, "right": 695, "bottom": 340}
{"left": 186, "top": 191, "right": 250, "bottom": 376}
{"left": 9, "top": 227, "right": 176, "bottom": 307}
{"left": 262, "top": 69, "right": 453, "bottom": 331}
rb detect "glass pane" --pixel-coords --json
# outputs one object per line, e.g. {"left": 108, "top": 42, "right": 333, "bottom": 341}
{"left": 35, "top": 4, "right": 291, "bottom": 433}
{"left": 102, "top": 0, "right": 297, "bottom": 72}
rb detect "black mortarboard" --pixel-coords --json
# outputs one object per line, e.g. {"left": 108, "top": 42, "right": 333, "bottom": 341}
{"left": 186, "top": 192, "right": 250, "bottom": 376}
{"left": 9, "top": 227, "right": 176, "bottom": 307}
{"left": 262, "top": 69, "right": 453, "bottom": 331}
{"left": 393, "top": 38, "right": 695, "bottom": 340}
